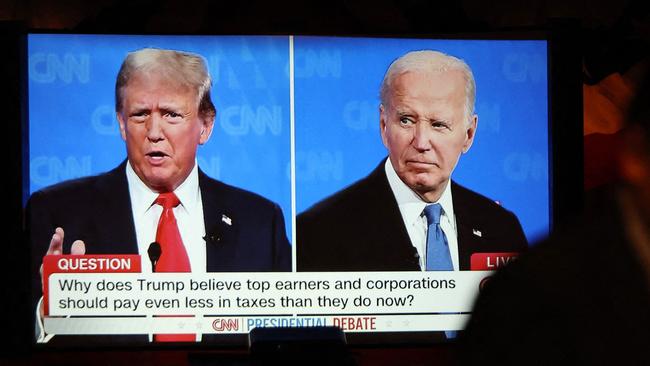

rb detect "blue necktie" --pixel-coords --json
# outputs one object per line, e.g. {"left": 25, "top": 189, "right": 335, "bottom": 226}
{"left": 423, "top": 204, "right": 457, "bottom": 339}
{"left": 424, "top": 204, "right": 453, "bottom": 271}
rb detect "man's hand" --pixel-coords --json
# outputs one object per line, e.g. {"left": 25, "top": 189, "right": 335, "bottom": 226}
{"left": 39, "top": 227, "right": 86, "bottom": 306}
{"left": 36, "top": 227, "right": 87, "bottom": 335}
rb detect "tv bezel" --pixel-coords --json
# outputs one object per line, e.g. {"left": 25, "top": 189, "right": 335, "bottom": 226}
{"left": 6, "top": 24, "right": 583, "bottom": 353}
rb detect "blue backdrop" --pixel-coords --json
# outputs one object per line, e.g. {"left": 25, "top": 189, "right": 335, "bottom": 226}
{"left": 294, "top": 37, "right": 549, "bottom": 243}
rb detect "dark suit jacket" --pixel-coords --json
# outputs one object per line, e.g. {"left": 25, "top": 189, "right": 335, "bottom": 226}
{"left": 27, "top": 161, "right": 290, "bottom": 345}
{"left": 459, "top": 186, "right": 650, "bottom": 365}
{"left": 297, "top": 160, "right": 528, "bottom": 271}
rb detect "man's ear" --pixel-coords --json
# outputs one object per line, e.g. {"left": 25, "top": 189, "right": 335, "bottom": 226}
{"left": 199, "top": 113, "right": 215, "bottom": 145}
{"left": 379, "top": 104, "right": 388, "bottom": 148}
{"left": 462, "top": 114, "right": 478, "bottom": 153}
{"left": 117, "top": 112, "right": 127, "bottom": 141}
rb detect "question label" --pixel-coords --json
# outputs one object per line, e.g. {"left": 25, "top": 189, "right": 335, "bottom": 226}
{"left": 47, "top": 271, "right": 491, "bottom": 316}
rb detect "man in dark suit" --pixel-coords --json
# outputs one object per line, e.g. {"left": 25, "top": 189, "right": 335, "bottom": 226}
{"left": 29, "top": 48, "right": 290, "bottom": 342}
{"left": 298, "top": 50, "right": 527, "bottom": 272}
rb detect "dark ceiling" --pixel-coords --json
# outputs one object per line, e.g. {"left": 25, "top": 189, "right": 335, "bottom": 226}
{"left": 2, "top": 0, "right": 648, "bottom": 83}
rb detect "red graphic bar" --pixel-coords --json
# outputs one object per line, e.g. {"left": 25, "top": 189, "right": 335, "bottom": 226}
{"left": 470, "top": 252, "right": 519, "bottom": 271}
{"left": 42, "top": 255, "right": 141, "bottom": 315}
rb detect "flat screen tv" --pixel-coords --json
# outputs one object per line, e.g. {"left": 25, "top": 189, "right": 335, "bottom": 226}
{"left": 8, "top": 29, "right": 582, "bottom": 350}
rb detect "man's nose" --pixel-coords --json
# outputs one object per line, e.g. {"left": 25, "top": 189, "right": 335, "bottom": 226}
{"left": 146, "top": 113, "right": 165, "bottom": 142}
{"left": 412, "top": 122, "right": 431, "bottom": 151}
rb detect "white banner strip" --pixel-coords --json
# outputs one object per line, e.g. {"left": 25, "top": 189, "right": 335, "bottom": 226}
{"left": 47, "top": 271, "right": 492, "bottom": 317}
{"left": 44, "top": 314, "right": 471, "bottom": 335}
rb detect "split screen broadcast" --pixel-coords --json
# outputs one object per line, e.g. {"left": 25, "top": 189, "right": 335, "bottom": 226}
{"left": 26, "top": 34, "right": 549, "bottom": 345}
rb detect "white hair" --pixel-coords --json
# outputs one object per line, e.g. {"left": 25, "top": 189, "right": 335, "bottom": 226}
{"left": 379, "top": 50, "right": 476, "bottom": 124}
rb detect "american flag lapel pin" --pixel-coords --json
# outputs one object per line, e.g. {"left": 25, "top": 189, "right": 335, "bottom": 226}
{"left": 222, "top": 214, "right": 232, "bottom": 226}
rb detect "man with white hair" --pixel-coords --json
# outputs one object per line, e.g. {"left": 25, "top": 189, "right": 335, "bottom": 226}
{"left": 298, "top": 50, "right": 527, "bottom": 271}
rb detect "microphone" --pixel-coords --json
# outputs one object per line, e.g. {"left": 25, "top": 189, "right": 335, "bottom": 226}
{"left": 204, "top": 213, "right": 233, "bottom": 245}
{"left": 148, "top": 242, "right": 162, "bottom": 272}
{"left": 203, "top": 225, "right": 223, "bottom": 246}
{"left": 203, "top": 231, "right": 221, "bottom": 245}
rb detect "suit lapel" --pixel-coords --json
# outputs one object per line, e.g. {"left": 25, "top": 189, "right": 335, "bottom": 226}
{"left": 199, "top": 171, "right": 240, "bottom": 271}
{"left": 452, "top": 181, "right": 485, "bottom": 270}
{"left": 92, "top": 162, "right": 138, "bottom": 254}
{"left": 368, "top": 160, "right": 420, "bottom": 270}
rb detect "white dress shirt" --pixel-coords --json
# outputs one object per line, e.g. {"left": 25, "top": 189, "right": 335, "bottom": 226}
{"left": 384, "top": 159, "right": 460, "bottom": 271}
{"left": 126, "top": 161, "right": 207, "bottom": 273}
{"left": 128, "top": 161, "right": 206, "bottom": 342}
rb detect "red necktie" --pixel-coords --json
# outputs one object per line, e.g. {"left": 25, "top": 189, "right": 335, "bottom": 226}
{"left": 155, "top": 193, "right": 191, "bottom": 272}
{"left": 153, "top": 192, "right": 194, "bottom": 342}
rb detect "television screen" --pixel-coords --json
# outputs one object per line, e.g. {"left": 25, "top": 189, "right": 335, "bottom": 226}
{"left": 25, "top": 33, "right": 553, "bottom": 347}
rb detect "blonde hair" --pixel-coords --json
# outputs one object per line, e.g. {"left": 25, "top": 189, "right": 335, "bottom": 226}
{"left": 115, "top": 48, "right": 216, "bottom": 120}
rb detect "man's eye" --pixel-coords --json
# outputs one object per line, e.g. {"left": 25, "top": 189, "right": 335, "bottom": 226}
{"left": 431, "top": 121, "right": 450, "bottom": 129}
{"left": 166, "top": 112, "right": 181, "bottom": 118}
{"left": 130, "top": 112, "right": 148, "bottom": 121}
{"left": 399, "top": 117, "right": 414, "bottom": 125}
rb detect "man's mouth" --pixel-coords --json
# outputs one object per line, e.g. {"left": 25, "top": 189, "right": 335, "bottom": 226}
{"left": 406, "top": 160, "right": 436, "bottom": 167}
{"left": 145, "top": 151, "right": 169, "bottom": 163}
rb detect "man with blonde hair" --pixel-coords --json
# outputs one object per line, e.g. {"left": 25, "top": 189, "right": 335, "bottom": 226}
{"left": 29, "top": 48, "right": 290, "bottom": 343}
